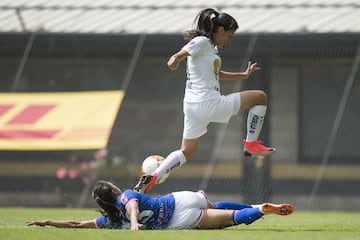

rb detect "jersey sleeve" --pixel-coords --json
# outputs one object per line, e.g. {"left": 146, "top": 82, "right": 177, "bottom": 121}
{"left": 120, "top": 189, "right": 139, "bottom": 207}
{"left": 182, "top": 36, "right": 209, "bottom": 56}
{"left": 94, "top": 215, "right": 110, "bottom": 229}
{"left": 94, "top": 215, "right": 128, "bottom": 229}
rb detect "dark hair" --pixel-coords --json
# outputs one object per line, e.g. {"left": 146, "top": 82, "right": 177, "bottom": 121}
{"left": 92, "top": 180, "right": 122, "bottom": 222}
{"left": 184, "top": 8, "right": 238, "bottom": 41}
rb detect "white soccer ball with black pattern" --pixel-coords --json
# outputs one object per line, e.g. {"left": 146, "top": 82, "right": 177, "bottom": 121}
{"left": 141, "top": 155, "right": 170, "bottom": 184}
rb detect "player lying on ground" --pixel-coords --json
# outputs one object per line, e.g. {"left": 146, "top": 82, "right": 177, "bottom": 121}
{"left": 26, "top": 180, "right": 294, "bottom": 230}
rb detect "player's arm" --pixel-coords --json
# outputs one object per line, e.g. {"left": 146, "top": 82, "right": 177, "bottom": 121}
{"left": 125, "top": 199, "right": 143, "bottom": 230}
{"left": 219, "top": 61, "right": 260, "bottom": 81}
{"left": 26, "top": 219, "right": 96, "bottom": 228}
{"left": 167, "top": 49, "right": 189, "bottom": 71}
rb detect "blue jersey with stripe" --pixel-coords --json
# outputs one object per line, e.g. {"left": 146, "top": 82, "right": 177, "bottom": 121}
{"left": 95, "top": 189, "right": 175, "bottom": 229}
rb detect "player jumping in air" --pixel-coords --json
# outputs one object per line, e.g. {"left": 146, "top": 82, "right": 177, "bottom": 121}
{"left": 134, "top": 8, "right": 275, "bottom": 193}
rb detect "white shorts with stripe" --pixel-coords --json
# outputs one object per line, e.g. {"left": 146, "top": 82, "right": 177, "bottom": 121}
{"left": 166, "top": 191, "right": 208, "bottom": 229}
{"left": 183, "top": 93, "right": 241, "bottom": 139}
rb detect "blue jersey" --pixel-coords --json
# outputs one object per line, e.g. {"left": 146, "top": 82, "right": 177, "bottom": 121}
{"left": 95, "top": 189, "right": 175, "bottom": 230}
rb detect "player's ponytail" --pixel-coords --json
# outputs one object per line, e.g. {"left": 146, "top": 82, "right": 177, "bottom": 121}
{"left": 95, "top": 197, "right": 122, "bottom": 222}
{"left": 184, "top": 8, "right": 238, "bottom": 42}
{"left": 92, "top": 180, "right": 122, "bottom": 222}
{"left": 184, "top": 8, "right": 218, "bottom": 41}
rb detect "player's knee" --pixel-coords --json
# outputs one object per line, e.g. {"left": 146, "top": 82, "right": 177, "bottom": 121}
{"left": 256, "top": 90, "right": 267, "bottom": 105}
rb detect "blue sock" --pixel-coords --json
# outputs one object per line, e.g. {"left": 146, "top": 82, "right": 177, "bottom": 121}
{"left": 214, "top": 201, "right": 252, "bottom": 210}
{"left": 233, "top": 208, "right": 263, "bottom": 225}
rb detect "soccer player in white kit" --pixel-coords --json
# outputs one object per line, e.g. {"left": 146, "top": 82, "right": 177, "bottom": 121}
{"left": 134, "top": 8, "right": 275, "bottom": 193}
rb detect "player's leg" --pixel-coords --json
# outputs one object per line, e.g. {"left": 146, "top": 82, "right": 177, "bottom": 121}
{"left": 135, "top": 102, "right": 208, "bottom": 193}
{"left": 213, "top": 201, "right": 252, "bottom": 210}
{"left": 198, "top": 203, "right": 294, "bottom": 229}
{"left": 197, "top": 209, "right": 235, "bottom": 229}
{"left": 239, "top": 90, "right": 276, "bottom": 156}
{"left": 134, "top": 138, "right": 200, "bottom": 193}
{"left": 155, "top": 137, "right": 200, "bottom": 178}
{"left": 197, "top": 208, "right": 263, "bottom": 229}
{"left": 152, "top": 93, "right": 244, "bottom": 192}
{"left": 212, "top": 200, "right": 294, "bottom": 213}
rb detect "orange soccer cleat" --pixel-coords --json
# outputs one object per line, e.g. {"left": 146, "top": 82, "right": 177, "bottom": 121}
{"left": 262, "top": 203, "right": 295, "bottom": 216}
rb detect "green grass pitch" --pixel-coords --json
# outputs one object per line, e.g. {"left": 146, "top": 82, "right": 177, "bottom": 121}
{"left": 0, "top": 208, "right": 359, "bottom": 240}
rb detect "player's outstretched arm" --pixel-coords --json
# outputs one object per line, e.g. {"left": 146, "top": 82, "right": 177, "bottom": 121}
{"left": 219, "top": 61, "right": 260, "bottom": 81}
{"left": 26, "top": 219, "right": 96, "bottom": 228}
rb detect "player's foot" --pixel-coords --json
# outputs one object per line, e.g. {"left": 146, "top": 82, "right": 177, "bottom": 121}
{"left": 133, "top": 177, "right": 144, "bottom": 192}
{"left": 243, "top": 140, "right": 276, "bottom": 157}
{"left": 133, "top": 173, "right": 157, "bottom": 193}
{"left": 262, "top": 203, "right": 294, "bottom": 216}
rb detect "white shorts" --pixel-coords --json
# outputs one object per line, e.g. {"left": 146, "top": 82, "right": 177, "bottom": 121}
{"left": 166, "top": 191, "right": 208, "bottom": 229}
{"left": 183, "top": 93, "right": 241, "bottom": 139}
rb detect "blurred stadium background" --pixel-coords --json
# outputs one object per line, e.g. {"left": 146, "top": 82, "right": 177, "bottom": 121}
{"left": 0, "top": 0, "right": 359, "bottom": 211}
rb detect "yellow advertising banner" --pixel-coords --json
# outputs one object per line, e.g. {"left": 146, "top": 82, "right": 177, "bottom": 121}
{"left": 0, "top": 91, "right": 124, "bottom": 150}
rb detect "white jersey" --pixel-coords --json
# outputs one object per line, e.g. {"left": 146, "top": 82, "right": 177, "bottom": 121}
{"left": 182, "top": 36, "right": 222, "bottom": 103}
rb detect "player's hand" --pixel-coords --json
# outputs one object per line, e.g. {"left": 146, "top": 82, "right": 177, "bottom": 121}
{"left": 130, "top": 223, "right": 143, "bottom": 230}
{"left": 244, "top": 61, "right": 261, "bottom": 77}
{"left": 167, "top": 55, "right": 180, "bottom": 71}
{"left": 25, "top": 220, "right": 48, "bottom": 227}
{"left": 167, "top": 50, "right": 189, "bottom": 71}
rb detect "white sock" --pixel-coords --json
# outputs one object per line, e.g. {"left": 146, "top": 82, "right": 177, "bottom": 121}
{"left": 154, "top": 150, "right": 187, "bottom": 178}
{"left": 246, "top": 105, "right": 267, "bottom": 142}
{"left": 251, "top": 204, "right": 264, "bottom": 213}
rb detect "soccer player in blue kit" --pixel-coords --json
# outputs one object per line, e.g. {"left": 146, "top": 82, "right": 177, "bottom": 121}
{"left": 26, "top": 181, "right": 294, "bottom": 230}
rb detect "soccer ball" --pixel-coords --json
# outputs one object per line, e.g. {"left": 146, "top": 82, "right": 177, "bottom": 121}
{"left": 141, "top": 155, "right": 170, "bottom": 184}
